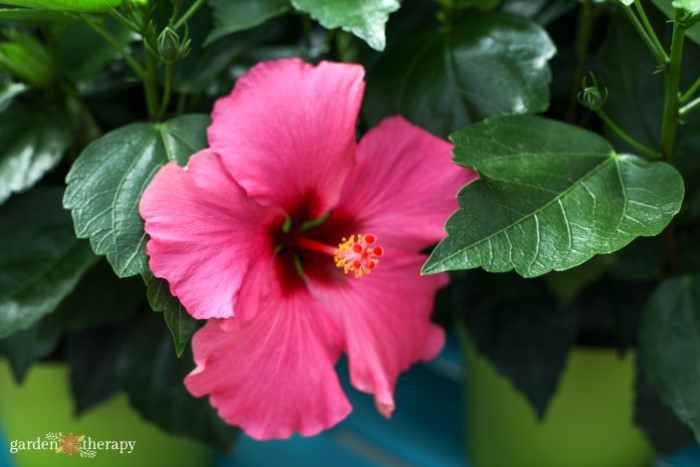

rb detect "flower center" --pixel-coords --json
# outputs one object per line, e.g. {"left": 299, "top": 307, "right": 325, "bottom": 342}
{"left": 334, "top": 234, "right": 384, "bottom": 279}
{"left": 290, "top": 233, "right": 383, "bottom": 279}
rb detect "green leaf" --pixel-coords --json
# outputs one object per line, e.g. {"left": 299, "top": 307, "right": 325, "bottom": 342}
{"left": 0, "top": 0, "right": 119, "bottom": 12}
{"left": 651, "top": 0, "right": 700, "bottom": 46}
{"left": 674, "top": 0, "right": 700, "bottom": 13}
{"left": 639, "top": 275, "right": 700, "bottom": 441}
{"left": 0, "top": 102, "right": 72, "bottom": 204}
{"left": 206, "top": 0, "right": 290, "bottom": 45}
{"left": 290, "top": 0, "right": 400, "bottom": 51}
{"left": 437, "top": 0, "right": 501, "bottom": 10}
{"left": 364, "top": 11, "right": 555, "bottom": 136}
{"left": 634, "top": 357, "right": 695, "bottom": 453}
{"left": 456, "top": 271, "right": 577, "bottom": 418}
{"left": 147, "top": 278, "right": 198, "bottom": 357}
{"left": 64, "top": 114, "right": 210, "bottom": 278}
{"left": 0, "top": 187, "right": 98, "bottom": 339}
{"left": 0, "top": 81, "right": 27, "bottom": 112}
{"left": 0, "top": 320, "right": 61, "bottom": 383}
{"left": 117, "top": 314, "right": 240, "bottom": 450}
{"left": 423, "top": 115, "right": 685, "bottom": 277}
{"left": 0, "top": 8, "right": 76, "bottom": 22}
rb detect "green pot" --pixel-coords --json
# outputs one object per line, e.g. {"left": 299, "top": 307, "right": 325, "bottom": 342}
{"left": 0, "top": 360, "right": 212, "bottom": 467}
{"left": 464, "top": 340, "right": 654, "bottom": 467}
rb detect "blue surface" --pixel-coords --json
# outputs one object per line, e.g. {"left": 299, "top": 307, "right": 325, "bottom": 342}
{"left": 654, "top": 444, "right": 700, "bottom": 467}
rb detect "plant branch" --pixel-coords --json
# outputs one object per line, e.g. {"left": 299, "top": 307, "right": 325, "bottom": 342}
{"left": 143, "top": 47, "right": 159, "bottom": 120}
{"left": 680, "top": 95, "right": 700, "bottom": 116}
{"left": 596, "top": 108, "right": 660, "bottom": 158}
{"left": 634, "top": 0, "right": 668, "bottom": 62}
{"left": 78, "top": 12, "right": 145, "bottom": 78}
{"left": 659, "top": 9, "right": 686, "bottom": 160}
{"left": 680, "top": 75, "right": 700, "bottom": 104}
{"left": 621, "top": 4, "right": 669, "bottom": 65}
{"left": 173, "top": 0, "right": 206, "bottom": 31}
{"left": 155, "top": 63, "right": 173, "bottom": 120}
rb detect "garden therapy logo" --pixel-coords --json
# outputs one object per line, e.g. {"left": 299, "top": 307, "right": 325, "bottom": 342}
{"left": 8, "top": 432, "right": 135, "bottom": 458}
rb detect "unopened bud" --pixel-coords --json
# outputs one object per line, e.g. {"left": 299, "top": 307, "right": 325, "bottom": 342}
{"left": 156, "top": 27, "right": 190, "bottom": 65}
{"left": 577, "top": 73, "right": 608, "bottom": 111}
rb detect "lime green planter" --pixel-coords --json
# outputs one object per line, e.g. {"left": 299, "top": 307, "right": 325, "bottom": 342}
{"left": 464, "top": 340, "right": 654, "bottom": 467}
{"left": 0, "top": 360, "right": 212, "bottom": 467}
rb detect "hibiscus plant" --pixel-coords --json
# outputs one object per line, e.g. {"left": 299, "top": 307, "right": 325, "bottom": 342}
{"left": 0, "top": 0, "right": 699, "bottom": 457}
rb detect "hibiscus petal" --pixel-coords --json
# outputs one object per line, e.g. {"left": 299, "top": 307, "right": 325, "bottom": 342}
{"left": 140, "top": 149, "right": 283, "bottom": 320}
{"left": 208, "top": 58, "right": 364, "bottom": 218}
{"left": 333, "top": 116, "right": 477, "bottom": 251}
{"left": 185, "top": 290, "right": 351, "bottom": 440}
{"left": 307, "top": 252, "right": 447, "bottom": 417}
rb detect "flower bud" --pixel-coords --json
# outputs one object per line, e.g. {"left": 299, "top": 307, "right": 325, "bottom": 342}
{"left": 156, "top": 27, "right": 191, "bottom": 65}
{"left": 577, "top": 73, "right": 608, "bottom": 111}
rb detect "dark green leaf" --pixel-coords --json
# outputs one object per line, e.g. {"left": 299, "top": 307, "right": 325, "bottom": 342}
{"left": 456, "top": 271, "right": 577, "bottom": 418}
{"left": 45, "top": 259, "right": 144, "bottom": 333}
{"left": 147, "top": 277, "right": 198, "bottom": 357}
{"left": 291, "top": 0, "right": 400, "bottom": 51}
{"left": 0, "top": 0, "right": 119, "bottom": 12}
{"left": 64, "top": 114, "right": 210, "bottom": 278}
{"left": 423, "top": 116, "right": 685, "bottom": 277}
{"left": 0, "top": 320, "right": 60, "bottom": 383}
{"left": 639, "top": 275, "right": 700, "bottom": 441}
{"left": 364, "top": 11, "right": 555, "bottom": 136}
{"left": 0, "top": 102, "right": 70, "bottom": 204}
{"left": 436, "top": 0, "right": 501, "bottom": 11}
{"left": 0, "top": 7, "right": 76, "bottom": 22}
{"left": 0, "top": 187, "right": 98, "bottom": 339}
{"left": 59, "top": 17, "right": 136, "bottom": 83}
{"left": 0, "top": 81, "right": 27, "bottom": 112}
{"left": 206, "top": 0, "right": 290, "bottom": 45}
{"left": 635, "top": 356, "right": 695, "bottom": 453}
{"left": 117, "top": 314, "right": 240, "bottom": 450}
{"left": 66, "top": 324, "right": 125, "bottom": 414}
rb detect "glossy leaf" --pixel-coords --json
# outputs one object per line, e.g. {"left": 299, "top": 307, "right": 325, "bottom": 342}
{"left": 0, "top": 0, "right": 119, "bottom": 12}
{"left": 423, "top": 115, "right": 685, "bottom": 277}
{"left": 0, "top": 103, "right": 71, "bottom": 205}
{"left": 64, "top": 114, "right": 209, "bottom": 278}
{"left": 456, "top": 271, "right": 577, "bottom": 418}
{"left": 364, "top": 11, "right": 555, "bottom": 136}
{"left": 291, "top": 0, "right": 400, "bottom": 51}
{"left": 639, "top": 276, "right": 700, "bottom": 441}
{"left": 0, "top": 187, "right": 98, "bottom": 339}
{"left": 206, "top": 0, "right": 290, "bottom": 45}
{"left": 147, "top": 278, "right": 198, "bottom": 357}
{"left": 117, "top": 315, "right": 240, "bottom": 450}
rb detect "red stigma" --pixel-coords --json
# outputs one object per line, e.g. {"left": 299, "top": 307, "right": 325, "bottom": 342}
{"left": 334, "top": 234, "right": 384, "bottom": 279}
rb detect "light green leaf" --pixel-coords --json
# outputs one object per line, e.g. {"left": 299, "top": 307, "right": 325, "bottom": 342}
{"left": 0, "top": 102, "right": 72, "bottom": 205}
{"left": 673, "top": 0, "right": 700, "bottom": 13}
{"left": 364, "top": 11, "right": 555, "bottom": 136}
{"left": 291, "top": 0, "right": 400, "bottom": 51}
{"left": 0, "top": 0, "right": 119, "bottom": 12}
{"left": 422, "top": 115, "right": 684, "bottom": 277}
{"left": 206, "top": 0, "right": 290, "bottom": 45}
{"left": 639, "top": 275, "right": 700, "bottom": 441}
{"left": 64, "top": 114, "right": 210, "bottom": 278}
{"left": 0, "top": 8, "right": 75, "bottom": 22}
{"left": 0, "top": 187, "right": 98, "bottom": 339}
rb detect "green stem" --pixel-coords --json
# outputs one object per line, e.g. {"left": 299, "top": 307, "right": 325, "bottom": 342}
{"left": 633, "top": 0, "right": 668, "bottom": 62}
{"left": 680, "top": 95, "right": 700, "bottom": 116}
{"left": 173, "top": 0, "right": 206, "bottom": 30}
{"left": 78, "top": 12, "right": 145, "bottom": 77}
{"left": 680, "top": 75, "right": 700, "bottom": 104}
{"left": 622, "top": 5, "right": 669, "bottom": 65}
{"left": 597, "top": 108, "right": 660, "bottom": 158}
{"left": 143, "top": 47, "right": 159, "bottom": 120}
{"left": 659, "top": 9, "right": 686, "bottom": 160}
{"left": 568, "top": 0, "right": 596, "bottom": 122}
{"left": 109, "top": 9, "right": 140, "bottom": 33}
{"left": 155, "top": 63, "right": 173, "bottom": 120}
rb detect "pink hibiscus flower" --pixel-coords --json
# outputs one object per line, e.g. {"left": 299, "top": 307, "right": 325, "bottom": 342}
{"left": 139, "top": 58, "right": 476, "bottom": 440}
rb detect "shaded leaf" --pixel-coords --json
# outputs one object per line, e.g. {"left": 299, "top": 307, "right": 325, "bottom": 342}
{"left": 423, "top": 116, "right": 685, "bottom": 277}
{"left": 0, "top": 7, "right": 75, "bottom": 22}
{"left": 147, "top": 277, "right": 198, "bottom": 357}
{"left": 291, "top": 0, "right": 400, "bottom": 51}
{"left": 117, "top": 314, "right": 240, "bottom": 450}
{"left": 0, "top": 0, "right": 119, "bottom": 12}
{"left": 0, "top": 81, "right": 27, "bottom": 112}
{"left": 64, "top": 114, "right": 209, "bottom": 278}
{"left": 0, "top": 320, "right": 61, "bottom": 383}
{"left": 364, "top": 11, "right": 555, "bottom": 136}
{"left": 455, "top": 270, "right": 577, "bottom": 418}
{"left": 206, "top": 0, "right": 290, "bottom": 45}
{"left": 639, "top": 275, "right": 700, "bottom": 441}
{"left": 0, "top": 187, "right": 97, "bottom": 339}
{"left": 0, "top": 102, "right": 71, "bottom": 205}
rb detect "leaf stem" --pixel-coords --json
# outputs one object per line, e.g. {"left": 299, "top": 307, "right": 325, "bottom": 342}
{"left": 621, "top": 4, "right": 669, "bottom": 66}
{"left": 173, "top": 0, "right": 206, "bottom": 31}
{"left": 659, "top": 9, "right": 686, "bottom": 160}
{"left": 680, "top": 95, "right": 700, "bottom": 116}
{"left": 77, "top": 12, "right": 145, "bottom": 78}
{"left": 596, "top": 108, "right": 660, "bottom": 158}
{"left": 568, "top": 0, "right": 597, "bottom": 122}
{"left": 109, "top": 9, "right": 140, "bottom": 33}
{"left": 633, "top": 0, "right": 668, "bottom": 62}
{"left": 155, "top": 63, "right": 173, "bottom": 120}
{"left": 680, "top": 75, "right": 700, "bottom": 104}
{"left": 143, "top": 47, "right": 159, "bottom": 120}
